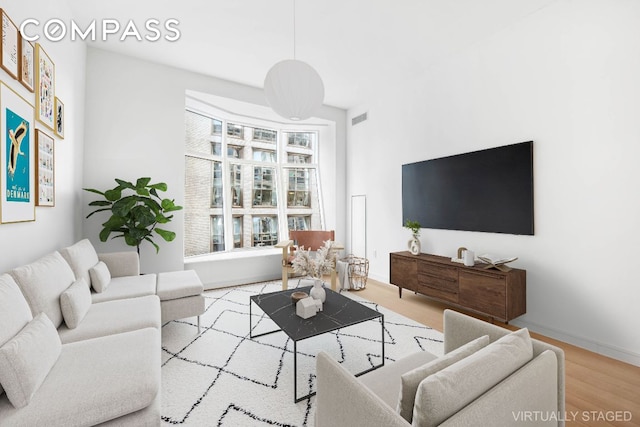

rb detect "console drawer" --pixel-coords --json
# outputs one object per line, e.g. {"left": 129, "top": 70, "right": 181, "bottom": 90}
{"left": 418, "top": 261, "right": 458, "bottom": 281}
{"left": 458, "top": 270, "right": 506, "bottom": 318}
{"left": 417, "top": 282, "right": 458, "bottom": 303}
{"left": 418, "top": 273, "right": 458, "bottom": 293}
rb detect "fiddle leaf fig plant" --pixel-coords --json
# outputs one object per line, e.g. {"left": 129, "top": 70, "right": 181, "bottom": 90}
{"left": 84, "top": 177, "right": 183, "bottom": 254}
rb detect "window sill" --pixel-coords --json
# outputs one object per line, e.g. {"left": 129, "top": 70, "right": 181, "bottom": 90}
{"left": 184, "top": 247, "right": 281, "bottom": 263}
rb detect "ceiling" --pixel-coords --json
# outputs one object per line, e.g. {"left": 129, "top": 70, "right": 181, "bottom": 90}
{"left": 67, "top": 0, "right": 557, "bottom": 110}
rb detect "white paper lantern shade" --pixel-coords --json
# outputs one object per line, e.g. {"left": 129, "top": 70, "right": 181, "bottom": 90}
{"left": 264, "top": 59, "right": 324, "bottom": 121}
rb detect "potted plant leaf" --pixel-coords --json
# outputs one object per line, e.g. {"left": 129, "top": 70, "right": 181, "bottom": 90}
{"left": 84, "top": 177, "right": 183, "bottom": 254}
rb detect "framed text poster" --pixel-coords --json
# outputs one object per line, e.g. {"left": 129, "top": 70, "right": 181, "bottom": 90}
{"left": 36, "top": 129, "right": 54, "bottom": 206}
{"left": 35, "top": 43, "right": 55, "bottom": 131}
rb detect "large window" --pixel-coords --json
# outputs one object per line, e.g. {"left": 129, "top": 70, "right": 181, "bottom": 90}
{"left": 184, "top": 109, "right": 323, "bottom": 257}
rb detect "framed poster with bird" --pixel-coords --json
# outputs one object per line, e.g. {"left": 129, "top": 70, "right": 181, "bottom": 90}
{"left": 0, "top": 81, "right": 35, "bottom": 223}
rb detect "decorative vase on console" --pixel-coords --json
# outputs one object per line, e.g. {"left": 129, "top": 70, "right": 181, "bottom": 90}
{"left": 404, "top": 219, "right": 422, "bottom": 256}
{"left": 310, "top": 278, "right": 326, "bottom": 303}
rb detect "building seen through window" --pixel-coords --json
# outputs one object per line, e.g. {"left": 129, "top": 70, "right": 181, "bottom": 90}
{"left": 184, "top": 109, "right": 323, "bottom": 256}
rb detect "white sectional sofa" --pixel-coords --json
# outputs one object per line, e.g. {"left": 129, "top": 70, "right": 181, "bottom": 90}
{"left": 0, "top": 239, "right": 202, "bottom": 426}
{"left": 316, "top": 309, "right": 565, "bottom": 427}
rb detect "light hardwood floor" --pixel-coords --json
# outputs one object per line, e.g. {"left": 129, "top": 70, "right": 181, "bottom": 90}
{"left": 349, "top": 279, "right": 640, "bottom": 427}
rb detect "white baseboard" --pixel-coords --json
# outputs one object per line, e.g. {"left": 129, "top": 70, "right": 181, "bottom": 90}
{"left": 511, "top": 318, "right": 640, "bottom": 367}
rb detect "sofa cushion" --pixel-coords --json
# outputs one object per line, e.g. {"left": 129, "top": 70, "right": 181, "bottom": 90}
{"left": 0, "top": 313, "right": 61, "bottom": 408}
{"left": 0, "top": 328, "right": 160, "bottom": 426}
{"left": 57, "top": 295, "right": 161, "bottom": 344}
{"left": 91, "top": 274, "right": 157, "bottom": 304}
{"left": 397, "top": 335, "right": 489, "bottom": 422}
{"left": 0, "top": 274, "right": 34, "bottom": 397}
{"left": 156, "top": 270, "right": 203, "bottom": 301}
{"left": 413, "top": 328, "right": 533, "bottom": 427}
{"left": 359, "top": 350, "right": 437, "bottom": 409}
{"left": 60, "top": 278, "right": 92, "bottom": 329}
{"left": 10, "top": 251, "right": 76, "bottom": 328}
{"left": 59, "top": 239, "right": 100, "bottom": 287}
{"left": 0, "top": 274, "right": 33, "bottom": 346}
{"left": 89, "top": 261, "right": 111, "bottom": 293}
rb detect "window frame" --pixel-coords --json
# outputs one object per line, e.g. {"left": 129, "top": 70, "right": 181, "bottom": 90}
{"left": 184, "top": 106, "right": 325, "bottom": 256}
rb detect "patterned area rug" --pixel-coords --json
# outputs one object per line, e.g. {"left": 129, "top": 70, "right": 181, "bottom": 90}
{"left": 160, "top": 281, "right": 444, "bottom": 426}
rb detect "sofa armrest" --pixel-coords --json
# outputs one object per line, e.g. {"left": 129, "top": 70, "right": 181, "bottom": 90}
{"left": 98, "top": 252, "right": 140, "bottom": 277}
{"left": 440, "top": 350, "right": 559, "bottom": 427}
{"left": 443, "top": 309, "right": 512, "bottom": 354}
{"left": 316, "top": 352, "right": 409, "bottom": 427}
{"left": 443, "top": 309, "right": 565, "bottom": 425}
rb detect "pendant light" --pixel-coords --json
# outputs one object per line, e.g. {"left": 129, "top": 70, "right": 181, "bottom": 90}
{"left": 264, "top": 0, "right": 324, "bottom": 121}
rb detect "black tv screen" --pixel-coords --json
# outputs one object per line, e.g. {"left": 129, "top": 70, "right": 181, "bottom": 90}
{"left": 402, "top": 141, "right": 534, "bottom": 235}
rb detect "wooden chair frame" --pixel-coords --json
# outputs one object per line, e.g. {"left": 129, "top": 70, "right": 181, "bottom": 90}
{"left": 275, "top": 230, "right": 343, "bottom": 290}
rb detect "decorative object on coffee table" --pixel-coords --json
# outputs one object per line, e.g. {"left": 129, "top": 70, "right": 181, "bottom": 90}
{"left": 291, "top": 240, "right": 336, "bottom": 293}
{"left": 309, "top": 279, "right": 326, "bottom": 303}
{"left": 290, "top": 291, "right": 308, "bottom": 305}
{"left": 404, "top": 219, "right": 421, "bottom": 255}
{"left": 296, "top": 297, "right": 317, "bottom": 319}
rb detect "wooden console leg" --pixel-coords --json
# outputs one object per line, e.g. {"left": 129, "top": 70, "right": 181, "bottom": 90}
{"left": 282, "top": 269, "right": 288, "bottom": 290}
{"left": 330, "top": 268, "right": 337, "bottom": 291}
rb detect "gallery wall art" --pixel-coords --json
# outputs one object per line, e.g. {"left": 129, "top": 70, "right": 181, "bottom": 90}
{"left": 0, "top": 81, "right": 35, "bottom": 223}
{"left": 36, "top": 129, "right": 54, "bottom": 206}
{"left": 54, "top": 96, "right": 63, "bottom": 139}
{"left": 35, "top": 43, "right": 55, "bottom": 131}
{"left": 19, "top": 36, "right": 34, "bottom": 92}
{"left": 0, "top": 9, "right": 18, "bottom": 80}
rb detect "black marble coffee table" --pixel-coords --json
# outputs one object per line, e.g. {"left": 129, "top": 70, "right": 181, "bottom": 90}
{"left": 249, "top": 286, "right": 385, "bottom": 402}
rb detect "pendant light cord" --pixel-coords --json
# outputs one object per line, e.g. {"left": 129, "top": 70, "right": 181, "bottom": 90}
{"left": 293, "top": 0, "right": 296, "bottom": 60}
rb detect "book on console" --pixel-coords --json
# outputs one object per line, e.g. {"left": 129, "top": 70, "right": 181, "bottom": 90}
{"left": 477, "top": 254, "right": 518, "bottom": 266}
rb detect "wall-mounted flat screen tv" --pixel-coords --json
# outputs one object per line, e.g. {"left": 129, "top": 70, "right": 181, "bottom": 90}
{"left": 402, "top": 141, "right": 534, "bottom": 235}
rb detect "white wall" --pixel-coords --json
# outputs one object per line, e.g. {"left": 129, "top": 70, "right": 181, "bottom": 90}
{"left": 0, "top": 1, "right": 86, "bottom": 273}
{"left": 83, "top": 48, "right": 347, "bottom": 276}
{"left": 347, "top": 0, "right": 640, "bottom": 366}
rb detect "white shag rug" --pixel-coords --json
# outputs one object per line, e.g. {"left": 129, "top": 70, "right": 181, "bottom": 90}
{"left": 160, "top": 281, "right": 444, "bottom": 426}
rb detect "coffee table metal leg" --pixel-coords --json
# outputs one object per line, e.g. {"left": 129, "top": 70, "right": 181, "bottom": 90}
{"left": 381, "top": 314, "right": 385, "bottom": 365}
{"left": 293, "top": 339, "right": 318, "bottom": 403}
{"left": 249, "top": 298, "right": 283, "bottom": 339}
{"left": 249, "top": 298, "right": 252, "bottom": 338}
{"left": 353, "top": 315, "right": 385, "bottom": 378}
{"left": 294, "top": 340, "right": 297, "bottom": 403}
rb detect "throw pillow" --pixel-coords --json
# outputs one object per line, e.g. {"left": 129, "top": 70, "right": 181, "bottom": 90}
{"left": 89, "top": 261, "right": 111, "bottom": 293}
{"left": 412, "top": 328, "right": 533, "bottom": 427}
{"left": 396, "top": 335, "right": 489, "bottom": 422}
{"left": 59, "top": 239, "right": 100, "bottom": 288}
{"left": 0, "top": 274, "right": 34, "bottom": 397}
{"left": 10, "top": 251, "right": 76, "bottom": 328}
{"left": 60, "top": 278, "right": 92, "bottom": 329}
{"left": 0, "top": 313, "right": 62, "bottom": 408}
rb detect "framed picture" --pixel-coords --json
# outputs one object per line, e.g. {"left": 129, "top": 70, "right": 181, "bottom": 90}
{"left": 0, "top": 81, "right": 35, "bottom": 223}
{"left": 54, "top": 97, "right": 64, "bottom": 139}
{"left": 18, "top": 36, "right": 34, "bottom": 92}
{"left": 35, "top": 43, "right": 55, "bottom": 131}
{"left": 0, "top": 9, "right": 19, "bottom": 79}
{"left": 35, "top": 129, "right": 54, "bottom": 206}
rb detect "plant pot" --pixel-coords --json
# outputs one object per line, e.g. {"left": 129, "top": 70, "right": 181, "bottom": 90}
{"left": 408, "top": 235, "right": 421, "bottom": 255}
{"left": 309, "top": 279, "right": 326, "bottom": 303}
